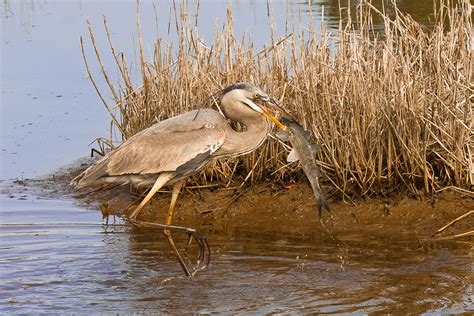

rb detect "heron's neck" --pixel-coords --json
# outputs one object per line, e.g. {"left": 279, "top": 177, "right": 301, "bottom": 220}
{"left": 217, "top": 114, "right": 270, "bottom": 157}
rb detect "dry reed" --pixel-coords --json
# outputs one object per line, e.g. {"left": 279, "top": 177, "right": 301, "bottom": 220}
{"left": 81, "top": 0, "right": 473, "bottom": 200}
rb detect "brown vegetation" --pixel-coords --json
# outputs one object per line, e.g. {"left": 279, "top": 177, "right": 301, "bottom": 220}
{"left": 80, "top": 0, "right": 473, "bottom": 200}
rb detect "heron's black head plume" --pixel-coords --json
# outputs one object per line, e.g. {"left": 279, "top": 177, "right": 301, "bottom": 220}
{"left": 220, "top": 82, "right": 261, "bottom": 96}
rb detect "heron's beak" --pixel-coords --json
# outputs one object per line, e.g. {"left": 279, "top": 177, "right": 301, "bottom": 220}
{"left": 259, "top": 96, "right": 287, "bottom": 130}
{"left": 267, "top": 97, "right": 291, "bottom": 117}
{"left": 262, "top": 109, "right": 287, "bottom": 131}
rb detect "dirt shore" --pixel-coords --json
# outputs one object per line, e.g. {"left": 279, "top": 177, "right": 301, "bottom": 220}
{"left": 2, "top": 160, "right": 472, "bottom": 243}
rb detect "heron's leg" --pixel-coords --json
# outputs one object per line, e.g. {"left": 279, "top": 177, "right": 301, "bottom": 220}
{"left": 131, "top": 220, "right": 211, "bottom": 276}
{"left": 165, "top": 179, "right": 184, "bottom": 225}
{"left": 129, "top": 173, "right": 173, "bottom": 221}
{"left": 161, "top": 180, "right": 192, "bottom": 275}
{"left": 130, "top": 178, "right": 210, "bottom": 276}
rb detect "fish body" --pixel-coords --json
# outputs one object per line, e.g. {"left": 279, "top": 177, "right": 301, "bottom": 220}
{"left": 277, "top": 116, "right": 330, "bottom": 217}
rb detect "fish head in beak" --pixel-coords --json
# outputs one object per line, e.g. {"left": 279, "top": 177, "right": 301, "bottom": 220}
{"left": 252, "top": 93, "right": 288, "bottom": 131}
{"left": 255, "top": 94, "right": 298, "bottom": 129}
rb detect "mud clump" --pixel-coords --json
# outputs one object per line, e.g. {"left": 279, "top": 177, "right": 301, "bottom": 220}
{"left": 2, "top": 162, "right": 472, "bottom": 242}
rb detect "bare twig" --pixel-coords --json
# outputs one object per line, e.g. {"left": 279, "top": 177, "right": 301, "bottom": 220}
{"left": 431, "top": 210, "right": 474, "bottom": 237}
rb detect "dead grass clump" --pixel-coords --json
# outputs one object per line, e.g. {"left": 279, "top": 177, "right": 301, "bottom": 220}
{"left": 81, "top": 0, "right": 473, "bottom": 200}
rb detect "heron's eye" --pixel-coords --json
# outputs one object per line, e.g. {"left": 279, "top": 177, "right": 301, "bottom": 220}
{"left": 253, "top": 92, "right": 260, "bottom": 100}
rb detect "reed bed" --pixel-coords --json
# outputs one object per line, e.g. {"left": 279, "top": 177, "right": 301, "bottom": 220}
{"left": 81, "top": 0, "right": 473, "bottom": 200}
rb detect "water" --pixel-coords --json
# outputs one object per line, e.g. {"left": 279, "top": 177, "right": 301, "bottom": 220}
{"left": 1, "top": 0, "right": 473, "bottom": 313}
{"left": 1, "top": 193, "right": 473, "bottom": 313}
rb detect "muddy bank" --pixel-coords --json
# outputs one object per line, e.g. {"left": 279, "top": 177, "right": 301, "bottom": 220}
{"left": 3, "top": 160, "right": 473, "bottom": 242}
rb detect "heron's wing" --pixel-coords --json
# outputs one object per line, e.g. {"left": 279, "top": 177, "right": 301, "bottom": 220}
{"left": 107, "top": 123, "right": 225, "bottom": 175}
{"left": 74, "top": 109, "right": 227, "bottom": 187}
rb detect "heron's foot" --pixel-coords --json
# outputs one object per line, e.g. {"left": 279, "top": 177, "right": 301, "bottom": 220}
{"left": 129, "top": 219, "right": 210, "bottom": 277}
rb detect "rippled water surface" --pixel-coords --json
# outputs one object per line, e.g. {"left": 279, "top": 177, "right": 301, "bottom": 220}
{"left": 1, "top": 193, "right": 473, "bottom": 314}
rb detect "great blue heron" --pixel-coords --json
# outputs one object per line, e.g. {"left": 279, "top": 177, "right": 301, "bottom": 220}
{"left": 71, "top": 82, "right": 287, "bottom": 275}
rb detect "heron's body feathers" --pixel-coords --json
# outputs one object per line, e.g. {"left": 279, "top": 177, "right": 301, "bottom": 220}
{"left": 71, "top": 83, "right": 277, "bottom": 192}
{"left": 106, "top": 111, "right": 226, "bottom": 175}
{"left": 72, "top": 109, "right": 226, "bottom": 188}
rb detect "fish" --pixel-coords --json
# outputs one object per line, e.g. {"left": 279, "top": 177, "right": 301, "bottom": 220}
{"left": 276, "top": 115, "right": 331, "bottom": 218}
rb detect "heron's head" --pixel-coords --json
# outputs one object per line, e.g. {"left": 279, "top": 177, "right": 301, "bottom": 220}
{"left": 220, "top": 82, "right": 287, "bottom": 131}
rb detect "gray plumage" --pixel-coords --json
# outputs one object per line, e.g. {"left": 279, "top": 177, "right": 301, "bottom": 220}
{"left": 71, "top": 83, "right": 282, "bottom": 192}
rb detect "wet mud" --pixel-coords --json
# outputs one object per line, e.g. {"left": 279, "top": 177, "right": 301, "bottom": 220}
{"left": 1, "top": 162, "right": 473, "bottom": 313}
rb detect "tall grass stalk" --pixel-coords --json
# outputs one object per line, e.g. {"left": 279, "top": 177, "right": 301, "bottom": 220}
{"left": 81, "top": 0, "right": 473, "bottom": 199}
